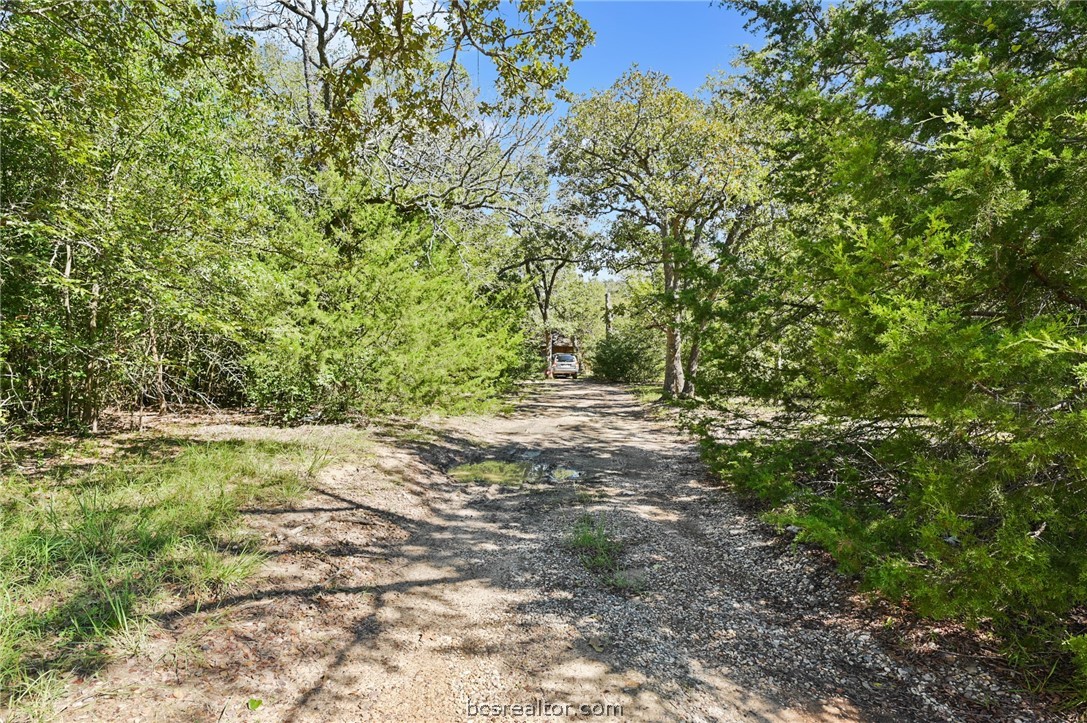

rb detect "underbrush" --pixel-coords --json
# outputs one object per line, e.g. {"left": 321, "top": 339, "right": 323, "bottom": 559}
{"left": 628, "top": 384, "right": 664, "bottom": 405}
{"left": 589, "top": 326, "right": 663, "bottom": 384}
{"left": 695, "top": 419, "right": 1087, "bottom": 706}
{"left": 0, "top": 439, "right": 319, "bottom": 717}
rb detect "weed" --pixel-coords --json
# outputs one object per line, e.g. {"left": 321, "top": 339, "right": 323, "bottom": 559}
{"left": 567, "top": 514, "right": 622, "bottom": 572}
{"left": 629, "top": 385, "right": 663, "bottom": 405}
{"left": 605, "top": 569, "right": 647, "bottom": 593}
{"left": 572, "top": 487, "right": 599, "bottom": 505}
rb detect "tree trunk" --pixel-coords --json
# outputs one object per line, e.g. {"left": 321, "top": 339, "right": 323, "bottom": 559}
{"left": 664, "top": 324, "right": 684, "bottom": 397}
{"left": 537, "top": 284, "right": 552, "bottom": 368}
{"left": 82, "top": 280, "right": 100, "bottom": 432}
{"left": 604, "top": 290, "right": 613, "bottom": 337}
{"left": 661, "top": 235, "right": 685, "bottom": 397}
{"left": 681, "top": 321, "right": 706, "bottom": 399}
{"left": 302, "top": 26, "right": 316, "bottom": 126}
{"left": 534, "top": 261, "right": 564, "bottom": 373}
{"left": 149, "top": 319, "right": 167, "bottom": 412}
{"left": 62, "top": 242, "right": 73, "bottom": 423}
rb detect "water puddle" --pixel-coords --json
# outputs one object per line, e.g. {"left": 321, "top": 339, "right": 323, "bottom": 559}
{"left": 448, "top": 457, "right": 581, "bottom": 488}
{"left": 448, "top": 461, "right": 540, "bottom": 487}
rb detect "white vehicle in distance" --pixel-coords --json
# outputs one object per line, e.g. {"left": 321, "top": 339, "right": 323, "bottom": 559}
{"left": 550, "top": 353, "right": 580, "bottom": 379}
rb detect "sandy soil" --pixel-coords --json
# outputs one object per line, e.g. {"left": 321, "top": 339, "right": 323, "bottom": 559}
{"left": 50, "top": 381, "right": 1057, "bottom": 722}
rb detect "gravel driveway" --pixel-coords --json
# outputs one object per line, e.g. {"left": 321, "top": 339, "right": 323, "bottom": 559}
{"left": 59, "top": 381, "right": 1055, "bottom": 722}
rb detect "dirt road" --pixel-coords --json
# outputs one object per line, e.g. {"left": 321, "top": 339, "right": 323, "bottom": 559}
{"left": 61, "top": 382, "right": 1044, "bottom": 722}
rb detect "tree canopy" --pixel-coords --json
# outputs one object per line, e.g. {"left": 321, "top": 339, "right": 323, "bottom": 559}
{"left": 550, "top": 68, "right": 767, "bottom": 396}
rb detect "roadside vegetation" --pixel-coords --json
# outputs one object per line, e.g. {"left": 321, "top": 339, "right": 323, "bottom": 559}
{"left": 549, "top": 1, "right": 1087, "bottom": 702}
{"left": 589, "top": 323, "right": 664, "bottom": 384}
{"left": 705, "top": 1, "right": 1087, "bottom": 701}
{"left": 0, "top": 438, "right": 323, "bottom": 714}
{"left": 1, "top": 0, "right": 593, "bottom": 431}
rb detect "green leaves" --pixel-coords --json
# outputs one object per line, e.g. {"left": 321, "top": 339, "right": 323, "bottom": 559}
{"left": 714, "top": 0, "right": 1087, "bottom": 695}
{"left": 552, "top": 69, "right": 763, "bottom": 223}
{"left": 243, "top": 188, "right": 524, "bottom": 421}
{"left": 2, "top": 0, "right": 265, "bottom": 428}
{"left": 590, "top": 325, "right": 663, "bottom": 383}
{"left": 550, "top": 67, "right": 770, "bottom": 396}
{"left": 3, "top": 0, "right": 556, "bottom": 430}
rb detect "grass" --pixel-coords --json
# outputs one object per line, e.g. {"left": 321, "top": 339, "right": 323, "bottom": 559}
{"left": 629, "top": 384, "right": 663, "bottom": 405}
{"left": 572, "top": 486, "right": 601, "bottom": 505}
{"left": 448, "top": 460, "right": 537, "bottom": 487}
{"left": 567, "top": 514, "right": 622, "bottom": 572}
{"left": 549, "top": 467, "right": 579, "bottom": 481}
{"left": 0, "top": 438, "right": 323, "bottom": 718}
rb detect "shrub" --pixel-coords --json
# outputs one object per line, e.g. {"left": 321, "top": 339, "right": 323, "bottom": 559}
{"left": 697, "top": 419, "right": 1087, "bottom": 698}
{"left": 245, "top": 200, "right": 524, "bottom": 421}
{"left": 590, "top": 327, "right": 663, "bottom": 383}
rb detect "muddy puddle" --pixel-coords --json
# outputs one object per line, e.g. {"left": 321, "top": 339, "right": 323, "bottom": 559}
{"left": 448, "top": 456, "right": 580, "bottom": 488}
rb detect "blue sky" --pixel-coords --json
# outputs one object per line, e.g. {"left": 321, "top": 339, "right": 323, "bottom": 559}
{"left": 225, "top": 1, "right": 762, "bottom": 100}
{"left": 561, "top": 1, "right": 762, "bottom": 96}
{"left": 465, "top": 1, "right": 764, "bottom": 102}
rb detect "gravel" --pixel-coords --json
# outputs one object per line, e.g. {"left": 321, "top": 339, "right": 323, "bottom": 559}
{"left": 443, "top": 382, "right": 1063, "bottom": 722}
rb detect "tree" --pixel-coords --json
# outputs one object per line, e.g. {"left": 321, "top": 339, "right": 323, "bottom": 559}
{"left": 1, "top": 0, "right": 573, "bottom": 431}
{"left": 357, "top": 74, "right": 560, "bottom": 230}
{"left": 507, "top": 220, "right": 595, "bottom": 363}
{"left": 1, "top": 0, "right": 259, "bottom": 429}
{"left": 721, "top": 0, "right": 1087, "bottom": 689}
{"left": 235, "top": 1, "right": 594, "bottom": 251}
{"left": 244, "top": 177, "right": 525, "bottom": 420}
{"left": 589, "top": 275, "right": 663, "bottom": 383}
{"left": 549, "top": 68, "right": 765, "bottom": 397}
{"left": 236, "top": 0, "right": 593, "bottom": 154}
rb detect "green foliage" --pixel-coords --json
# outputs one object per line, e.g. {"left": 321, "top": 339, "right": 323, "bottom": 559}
{"left": 1, "top": 0, "right": 580, "bottom": 430}
{"left": 243, "top": 188, "right": 523, "bottom": 422}
{"left": 589, "top": 276, "right": 664, "bottom": 383}
{"left": 550, "top": 69, "right": 767, "bottom": 397}
{"left": 0, "top": 440, "right": 314, "bottom": 711}
{"left": 1065, "top": 635, "right": 1087, "bottom": 695}
{"left": 1, "top": 0, "right": 261, "bottom": 427}
{"left": 702, "top": 421, "right": 1087, "bottom": 692}
{"left": 545, "top": 268, "right": 609, "bottom": 348}
{"left": 567, "top": 514, "right": 622, "bottom": 573}
{"left": 701, "top": 0, "right": 1087, "bottom": 697}
{"left": 508, "top": 215, "right": 605, "bottom": 369}
{"left": 591, "top": 327, "right": 663, "bottom": 384}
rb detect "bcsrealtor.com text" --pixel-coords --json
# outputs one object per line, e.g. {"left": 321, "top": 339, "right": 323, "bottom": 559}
{"left": 466, "top": 699, "right": 624, "bottom": 718}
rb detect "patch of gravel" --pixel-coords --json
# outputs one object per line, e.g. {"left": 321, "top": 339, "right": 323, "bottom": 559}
{"left": 445, "top": 382, "right": 1062, "bottom": 722}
